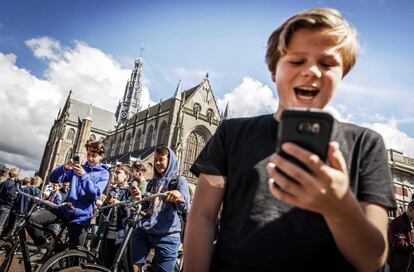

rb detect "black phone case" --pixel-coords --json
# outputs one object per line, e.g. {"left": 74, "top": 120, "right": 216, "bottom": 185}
{"left": 276, "top": 109, "right": 334, "bottom": 171}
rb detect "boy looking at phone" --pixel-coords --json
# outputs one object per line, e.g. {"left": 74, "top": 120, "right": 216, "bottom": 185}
{"left": 27, "top": 140, "right": 109, "bottom": 249}
{"left": 185, "top": 8, "right": 396, "bottom": 271}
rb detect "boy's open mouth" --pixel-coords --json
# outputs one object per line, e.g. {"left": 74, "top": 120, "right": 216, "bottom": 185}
{"left": 294, "top": 87, "right": 319, "bottom": 100}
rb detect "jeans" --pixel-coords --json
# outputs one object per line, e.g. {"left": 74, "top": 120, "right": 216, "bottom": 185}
{"left": 132, "top": 228, "right": 180, "bottom": 272}
{"left": 26, "top": 208, "right": 87, "bottom": 249}
{"left": 0, "top": 206, "right": 11, "bottom": 234}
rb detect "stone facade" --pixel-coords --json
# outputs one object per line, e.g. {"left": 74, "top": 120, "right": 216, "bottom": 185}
{"left": 388, "top": 149, "right": 414, "bottom": 217}
{"left": 104, "top": 76, "right": 223, "bottom": 184}
{"left": 38, "top": 91, "right": 116, "bottom": 181}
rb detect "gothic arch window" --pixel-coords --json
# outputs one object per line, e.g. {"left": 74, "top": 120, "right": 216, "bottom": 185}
{"left": 115, "top": 137, "right": 122, "bottom": 155}
{"left": 184, "top": 131, "right": 207, "bottom": 182}
{"left": 106, "top": 138, "right": 112, "bottom": 156}
{"left": 99, "top": 137, "right": 104, "bottom": 143}
{"left": 206, "top": 109, "right": 214, "bottom": 124}
{"left": 193, "top": 103, "right": 201, "bottom": 118}
{"left": 64, "top": 148, "right": 73, "bottom": 163}
{"left": 124, "top": 133, "right": 132, "bottom": 153}
{"left": 145, "top": 125, "right": 154, "bottom": 148}
{"left": 66, "top": 128, "right": 76, "bottom": 143}
{"left": 89, "top": 134, "right": 96, "bottom": 141}
{"left": 134, "top": 129, "right": 142, "bottom": 151}
{"left": 157, "top": 121, "right": 167, "bottom": 146}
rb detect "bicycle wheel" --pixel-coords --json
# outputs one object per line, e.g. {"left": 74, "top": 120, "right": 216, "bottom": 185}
{"left": 0, "top": 240, "right": 14, "bottom": 272}
{"left": 37, "top": 249, "right": 94, "bottom": 272}
{"left": 174, "top": 251, "right": 184, "bottom": 272}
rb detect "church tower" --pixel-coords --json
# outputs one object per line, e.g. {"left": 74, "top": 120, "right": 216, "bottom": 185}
{"left": 115, "top": 52, "right": 144, "bottom": 126}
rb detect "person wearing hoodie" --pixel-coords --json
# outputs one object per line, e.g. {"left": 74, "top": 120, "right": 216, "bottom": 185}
{"left": 0, "top": 168, "right": 19, "bottom": 234}
{"left": 131, "top": 146, "right": 191, "bottom": 272}
{"left": 27, "top": 140, "right": 109, "bottom": 249}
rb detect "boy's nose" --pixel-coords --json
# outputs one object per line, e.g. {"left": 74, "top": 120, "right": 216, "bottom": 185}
{"left": 301, "top": 64, "right": 322, "bottom": 78}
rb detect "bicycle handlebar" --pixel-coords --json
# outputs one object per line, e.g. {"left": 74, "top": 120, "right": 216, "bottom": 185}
{"left": 16, "top": 186, "right": 69, "bottom": 209}
{"left": 98, "top": 192, "right": 185, "bottom": 211}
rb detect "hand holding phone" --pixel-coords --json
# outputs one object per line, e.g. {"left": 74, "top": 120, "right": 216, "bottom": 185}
{"left": 276, "top": 109, "right": 333, "bottom": 178}
{"left": 73, "top": 156, "right": 80, "bottom": 165}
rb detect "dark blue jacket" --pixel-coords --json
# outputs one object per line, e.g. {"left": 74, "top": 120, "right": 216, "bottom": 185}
{"left": 0, "top": 179, "right": 17, "bottom": 209}
{"left": 49, "top": 162, "right": 109, "bottom": 225}
{"left": 138, "top": 147, "right": 191, "bottom": 235}
{"left": 13, "top": 186, "right": 33, "bottom": 214}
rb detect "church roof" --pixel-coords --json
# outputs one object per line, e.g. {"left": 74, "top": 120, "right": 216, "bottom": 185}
{"left": 68, "top": 99, "right": 116, "bottom": 132}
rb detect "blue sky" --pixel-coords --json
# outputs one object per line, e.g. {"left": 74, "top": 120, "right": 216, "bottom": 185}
{"left": 0, "top": 0, "right": 413, "bottom": 174}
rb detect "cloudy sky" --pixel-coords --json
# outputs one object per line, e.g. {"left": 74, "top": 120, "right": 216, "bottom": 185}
{"left": 0, "top": 0, "right": 413, "bottom": 177}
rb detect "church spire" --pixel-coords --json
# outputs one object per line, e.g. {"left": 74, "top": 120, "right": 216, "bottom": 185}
{"left": 223, "top": 102, "right": 229, "bottom": 120}
{"left": 84, "top": 104, "right": 93, "bottom": 121}
{"left": 115, "top": 47, "right": 145, "bottom": 126}
{"left": 174, "top": 80, "right": 182, "bottom": 100}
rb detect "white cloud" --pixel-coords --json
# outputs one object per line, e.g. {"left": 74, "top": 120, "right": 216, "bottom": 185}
{"left": 364, "top": 120, "right": 414, "bottom": 157}
{"left": 0, "top": 37, "right": 153, "bottom": 173}
{"left": 25, "top": 37, "right": 62, "bottom": 62}
{"left": 217, "top": 76, "right": 278, "bottom": 118}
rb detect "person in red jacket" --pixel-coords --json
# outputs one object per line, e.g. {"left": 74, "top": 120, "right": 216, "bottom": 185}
{"left": 388, "top": 201, "right": 414, "bottom": 272}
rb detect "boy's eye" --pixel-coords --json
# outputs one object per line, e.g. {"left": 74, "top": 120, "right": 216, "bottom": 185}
{"left": 320, "top": 62, "right": 336, "bottom": 68}
{"left": 290, "top": 60, "right": 304, "bottom": 65}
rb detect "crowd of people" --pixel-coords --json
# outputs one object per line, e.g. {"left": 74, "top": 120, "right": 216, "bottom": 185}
{"left": 0, "top": 142, "right": 191, "bottom": 272}
{"left": 1, "top": 6, "right": 411, "bottom": 272}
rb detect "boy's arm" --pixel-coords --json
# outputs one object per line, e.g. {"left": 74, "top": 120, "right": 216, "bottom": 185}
{"left": 79, "top": 170, "right": 109, "bottom": 201}
{"left": 323, "top": 194, "right": 389, "bottom": 271}
{"left": 175, "top": 177, "right": 191, "bottom": 213}
{"left": 184, "top": 173, "right": 225, "bottom": 272}
{"left": 49, "top": 165, "right": 68, "bottom": 182}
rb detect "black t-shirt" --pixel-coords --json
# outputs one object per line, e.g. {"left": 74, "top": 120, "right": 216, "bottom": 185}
{"left": 191, "top": 114, "right": 397, "bottom": 272}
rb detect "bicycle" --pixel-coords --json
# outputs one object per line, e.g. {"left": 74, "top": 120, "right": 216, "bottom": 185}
{"left": 38, "top": 204, "right": 119, "bottom": 271}
{"left": 43, "top": 193, "right": 184, "bottom": 272}
{"left": 0, "top": 187, "right": 74, "bottom": 272}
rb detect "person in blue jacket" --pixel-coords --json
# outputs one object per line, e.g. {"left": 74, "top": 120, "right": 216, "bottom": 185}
{"left": 0, "top": 168, "right": 19, "bottom": 234}
{"left": 131, "top": 146, "right": 191, "bottom": 272}
{"left": 27, "top": 140, "right": 109, "bottom": 249}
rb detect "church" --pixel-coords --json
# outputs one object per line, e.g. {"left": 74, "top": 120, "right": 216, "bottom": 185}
{"left": 38, "top": 55, "right": 227, "bottom": 184}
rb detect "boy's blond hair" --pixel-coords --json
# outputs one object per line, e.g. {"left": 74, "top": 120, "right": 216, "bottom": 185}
{"left": 31, "top": 175, "right": 43, "bottom": 187}
{"left": 8, "top": 168, "right": 19, "bottom": 179}
{"left": 266, "top": 8, "right": 359, "bottom": 78}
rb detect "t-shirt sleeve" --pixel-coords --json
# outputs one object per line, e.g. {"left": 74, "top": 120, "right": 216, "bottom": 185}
{"left": 357, "top": 129, "right": 397, "bottom": 210}
{"left": 190, "top": 120, "right": 228, "bottom": 177}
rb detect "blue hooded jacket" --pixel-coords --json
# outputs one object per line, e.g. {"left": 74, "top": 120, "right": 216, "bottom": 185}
{"left": 138, "top": 147, "right": 191, "bottom": 235}
{"left": 49, "top": 162, "right": 109, "bottom": 225}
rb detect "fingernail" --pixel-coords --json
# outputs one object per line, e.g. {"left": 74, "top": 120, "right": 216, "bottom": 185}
{"left": 267, "top": 162, "right": 276, "bottom": 169}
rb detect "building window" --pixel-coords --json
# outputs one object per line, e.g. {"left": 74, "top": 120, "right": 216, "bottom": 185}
{"left": 193, "top": 103, "right": 201, "bottom": 118}
{"left": 145, "top": 125, "right": 154, "bottom": 148}
{"left": 106, "top": 139, "right": 112, "bottom": 157}
{"left": 66, "top": 128, "right": 76, "bottom": 143}
{"left": 115, "top": 137, "right": 122, "bottom": 155}
{"left": 64, "top": 148, "right": 73, "bottom": 163}
{"left": 134, "top": 129, "right": 142, "bottom": 151}
{"left": 206, "top": 109, "right": 214, "bottom": 124}
{"left": 124, "top": 133, "right": 132, "bottom": 153}
{"left": 183, "top": 131, "right": 207, "bottom": 183}
{"left": 157, "top": 121, "right": 167, "bottom": 146}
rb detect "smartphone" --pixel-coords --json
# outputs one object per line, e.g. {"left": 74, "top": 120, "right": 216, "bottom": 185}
{"left": 72, "top": 155, "right": 80, "bottom": 165}
{"left": 276, "top": 109, "right": 334, "bottom": 174}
